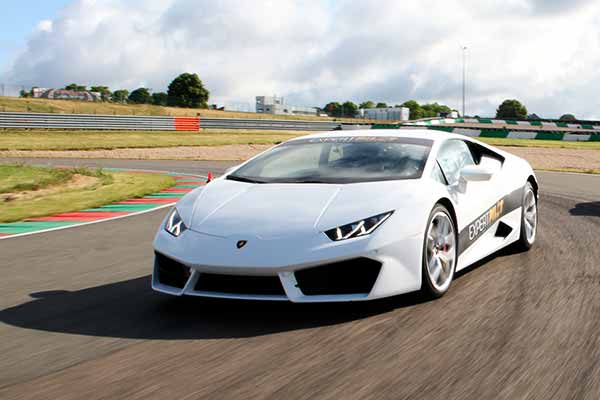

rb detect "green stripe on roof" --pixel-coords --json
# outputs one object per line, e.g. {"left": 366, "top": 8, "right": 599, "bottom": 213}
{"left": 478, "top": 118, "right": 492, "bottom": 124}
{"left": 505, "top": 120, "right": 518, "bottom": 125}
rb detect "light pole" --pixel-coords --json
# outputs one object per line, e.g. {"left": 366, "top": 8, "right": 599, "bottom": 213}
{"left": 461, "top": 45, "right": 467, "bottom": 117}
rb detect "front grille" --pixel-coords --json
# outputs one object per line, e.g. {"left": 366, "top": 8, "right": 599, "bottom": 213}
{"left": 155, "top": 252, "right": 191, "bottom": 289}
{"left": 294, "top": 258, "right": 382, "bottom": 296}
{"left": 194, "top": 273, "right": 286, "bottom": 296}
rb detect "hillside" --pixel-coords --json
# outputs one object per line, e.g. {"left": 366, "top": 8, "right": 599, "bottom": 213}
{"left": 0, "top": 97, "right": 371, "bottom": 123}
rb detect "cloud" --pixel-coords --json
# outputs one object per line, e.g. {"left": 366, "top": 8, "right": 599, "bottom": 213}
{"left": 3, "top": 0, "right": 600, "bottom": 118}
{"left": 35, "top": 20, "right": 54, "bottom": 33}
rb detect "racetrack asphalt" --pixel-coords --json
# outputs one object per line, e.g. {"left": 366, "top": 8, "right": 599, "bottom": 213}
{"left": 0, "top": 158, "right": 599, "bottom": 399}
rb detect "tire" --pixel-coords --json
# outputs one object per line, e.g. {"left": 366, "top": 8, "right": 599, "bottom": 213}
{"left": 421, "top": 205, "right": 458, "bottom": 298}
{"left": 513, "top": 182, "right": 538, "bottom": 251}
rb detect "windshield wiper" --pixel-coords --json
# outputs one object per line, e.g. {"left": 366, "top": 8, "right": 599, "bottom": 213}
{"left": 290, "top": 179, "right": 330, "bottom": 184}
{"left": 226, "top": 175, "right": 266, "bottom": 184}
{"left": 282, "top": 177, "right": 332, "bottom": 183}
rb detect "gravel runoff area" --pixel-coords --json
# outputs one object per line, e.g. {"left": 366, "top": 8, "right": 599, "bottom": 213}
{"left": 0, "top": 144, "right": 599, "bottom": 171}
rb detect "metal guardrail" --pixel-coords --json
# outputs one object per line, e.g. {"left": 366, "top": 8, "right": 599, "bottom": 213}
{"left": 0, "top": 112, "right": 370, "bottom": 131}
{"left": 200, "top": 118, "right": 343, "bottom": 131}
{"left": 0, "top": 112, "right": 190, "bottom": 130}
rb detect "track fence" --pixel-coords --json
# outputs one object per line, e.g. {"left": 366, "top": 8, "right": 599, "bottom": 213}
{"left": 0, "top": 112, "right": 371, "bottom": 131}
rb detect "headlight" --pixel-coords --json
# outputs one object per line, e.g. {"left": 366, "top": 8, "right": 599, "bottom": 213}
{"left": 165, "top": 208, "right": 187, "bottom": 237}
{"left": 324, "top": 211, "right": 394, "bottom": 241}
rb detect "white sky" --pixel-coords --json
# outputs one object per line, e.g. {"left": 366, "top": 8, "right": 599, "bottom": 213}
{"left": 2, "top": 0, "right": 600, "bottom": 118}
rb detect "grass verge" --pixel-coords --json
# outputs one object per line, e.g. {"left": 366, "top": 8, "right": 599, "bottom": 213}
{"left": 477, "top": 137, "right": 600, "bottom": 150}
{"left": 0, "top": 129, "right": 599, "bottom": 151}
{"left": 0, "top": 129, "right": 301, "bottom": 150}
{"left": 0, "top": 165, "right": 174, "bottom": 223}
{"left": 538, "top": 168, "right": 600, "bottom": 175}
{"left": 0, "top": 164, "right": 109, "bottom": 193}
{"left": 0, "top": 96, "right": 371, "bottom": 123}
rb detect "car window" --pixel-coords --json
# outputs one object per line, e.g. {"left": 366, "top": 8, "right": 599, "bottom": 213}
{"left": 436, "top": 140, "right": 475, "bottom": 185}
{"left": 228, "top": 136, "right": 433, "bottom": 183}
{"left": 258, "top": 143, "right": 322, "bottom": 178}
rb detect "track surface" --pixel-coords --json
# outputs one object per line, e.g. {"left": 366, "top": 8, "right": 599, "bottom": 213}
{"left": 1, "top": 159, "right": 599, "bottom": 399}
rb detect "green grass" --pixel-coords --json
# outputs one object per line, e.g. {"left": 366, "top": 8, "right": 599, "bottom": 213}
{"left": 0, "top": 164, "right": 72, "bottom": 193}
{"left": 477, "top": 137, "right": 600, "bottom": 150}
{"left": 0, "top": 96, "right": 370, "bottom": 123}
{"left": 0, "top": 165, "right": 174, "bottom": 222}
{"left": 0, "top": 164, "right": 111, "bottom": 193}
{"left": 0, "top": 130, "right": 301, "bottom": 150}
{"left": 1, "top": 129, "right": 599, "bottom": 152}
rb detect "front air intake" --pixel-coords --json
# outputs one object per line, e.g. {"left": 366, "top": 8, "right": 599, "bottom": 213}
{"left": 294, "top": 258, "right": 382, "bottom": 295}
{"left": 194, "top": 273, "right": 286, "bottom": 296}
{"left": 155, "top": 252, "right": 191, "bottom": 289}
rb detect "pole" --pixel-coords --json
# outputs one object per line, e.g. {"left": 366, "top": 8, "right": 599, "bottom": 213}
{"left": 462, "top": 46, "right": 467, "bottom": 117}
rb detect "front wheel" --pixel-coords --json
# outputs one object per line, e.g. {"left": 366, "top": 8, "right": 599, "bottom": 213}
{"left": 421, "top": 205, "right": 457, "bottom": 298}
{"left": 513, "top": 182, "right": 538, "bottom": 251}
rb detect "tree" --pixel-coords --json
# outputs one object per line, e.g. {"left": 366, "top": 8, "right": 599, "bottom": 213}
{"left": 19, "top": 89, "right": 31, "bottom": 98}
{"left": 421, "top": 102, "right": 452, "bottom": 117}
{"left": 167, "top": 73, "right": 209, "bottom": 108}
{"left": 64, "top": 83, "right": 87, "bottom": 91}
{"left": 324, "top": 102, "right": 342, "bottom": 117}
{"left": 397, "top": 100, "right": 456, "bottom": 120}
{"left": 128, "top": 88, "right": 152, "bottom": 104}
{"left": 559, "top": 113, "right": 577, "bottom": 122}
{"left": 342, "top": 101, "right": 358, "bottom": 117}
{"left": 359, "top": 101, "right": 375, "bottom": 109}
{"left": 90, "top": 86, "right": 111, "bottom": 101}
{"left": 496, "top": 99, "right": 527, "bottom": 120}
{"left": 112, "top": 89, "right": 129, "bottom": 103}
{"left": 376, "top": 102, "right": 388, "bottom": 108}
{"left": 400, "top": 100, "right": 423, "bottom": 120}
{"left": 152, "top": 92, "right": 169, "bottom": 106}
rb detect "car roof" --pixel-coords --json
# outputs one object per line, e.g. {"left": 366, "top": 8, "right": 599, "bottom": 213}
{"left": 289, "top": 128, "right": 461, "bottom": 143}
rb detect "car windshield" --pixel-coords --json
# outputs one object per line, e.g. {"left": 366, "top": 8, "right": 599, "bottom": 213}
{"left": 227, "top": 136, "right": 433, "bottom": 184}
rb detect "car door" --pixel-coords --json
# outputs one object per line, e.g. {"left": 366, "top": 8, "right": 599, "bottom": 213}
{"left": 436, "top": 139, "right": 497, "bottom": 244}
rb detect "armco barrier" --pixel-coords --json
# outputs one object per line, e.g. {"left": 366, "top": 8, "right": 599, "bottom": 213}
{"left": 0, "top": 112, "right": 198, "bottom": 131}
{"left": 0, "top": 112, "right": 364, "bottom": 131}
{"left": 197, "top": 117, "right": 344, "bottom": 131}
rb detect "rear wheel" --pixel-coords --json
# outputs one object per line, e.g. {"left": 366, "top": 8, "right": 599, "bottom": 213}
{"left": 513, "top": 182, "right": 537, "bottom": 251}
{"left": 421, "top": 205, "right": 457, "bottom": 298}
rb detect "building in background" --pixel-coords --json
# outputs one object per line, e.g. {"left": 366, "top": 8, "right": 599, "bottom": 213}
{"left": 358, "top": 107, "right": 410, "bottom": 121}
{"left": 32, "top": 88, "right": 101, "bottom": 102}
{"left": 256, "top": 96, "right": 317, "bottom": 116}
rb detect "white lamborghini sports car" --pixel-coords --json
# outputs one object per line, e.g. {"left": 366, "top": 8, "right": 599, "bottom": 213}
{"left": 152, "top": 129, "right": 538, "bottom": 302}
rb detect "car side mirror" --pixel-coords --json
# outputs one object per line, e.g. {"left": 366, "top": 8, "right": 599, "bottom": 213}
{"left": 460, "top": 164, "right": 494, "bottom": 182}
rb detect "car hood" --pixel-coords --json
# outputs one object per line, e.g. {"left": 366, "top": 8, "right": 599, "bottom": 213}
{"left": 189, "top": 178, "right": 422, "bottom": 239}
